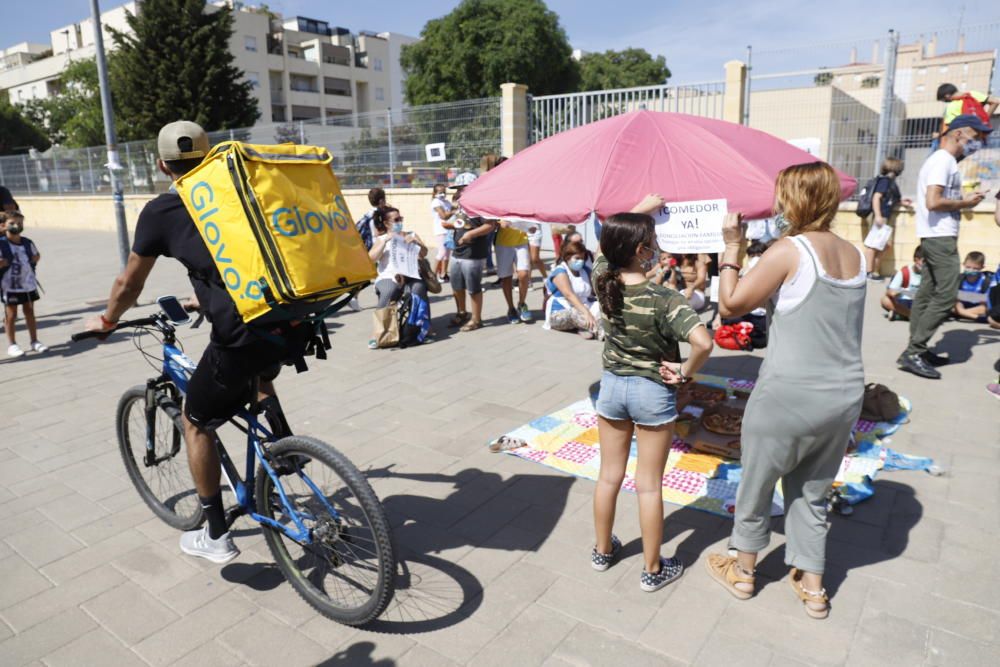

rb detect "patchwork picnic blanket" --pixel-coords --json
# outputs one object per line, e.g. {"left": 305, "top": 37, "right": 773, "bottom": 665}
{"left": 495, "top": 374, "right": 932, "bottom": 518}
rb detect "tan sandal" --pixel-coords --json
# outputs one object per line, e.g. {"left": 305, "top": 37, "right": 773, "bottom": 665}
{"left": 704, "top": 552, "right": 755, "bottom": 600}
{"left": 789, "top": 568, "right": 829, "bottom": 619}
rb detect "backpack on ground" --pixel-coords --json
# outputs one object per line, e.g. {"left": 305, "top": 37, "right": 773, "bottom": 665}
{"left": 397, "top": 289, "right": 430, "bottom": 348}
{"left": 855, "top": 176, "right": 882, "bottom": 218}
{"left": 956, "top": 93, "right": 992, "bottom": 128}
{"left": 174, "top": 141, "right": 376, "bottom": 325}
{"left": 859, "top": 383, "right": 901, "bottom": 422}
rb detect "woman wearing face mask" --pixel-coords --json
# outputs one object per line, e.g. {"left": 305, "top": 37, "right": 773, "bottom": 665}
{"left": 704, "top": 162, "right": 867, "bottom": 620}
{"left": 589, "top": 195, "right": 714, "bottom": 593}
{"left": 862, "top": 158, "right": 913, "bottom": 280}
{"left": 544, "top": 240, "right": 602, "bottom": 339}
{"left": 368, "top": 206, "right": 429, "bottom": 315}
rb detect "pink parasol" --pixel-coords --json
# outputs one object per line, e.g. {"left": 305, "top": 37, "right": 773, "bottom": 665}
{"left": 460, "top": 110, "right": 857, "bottom": 223}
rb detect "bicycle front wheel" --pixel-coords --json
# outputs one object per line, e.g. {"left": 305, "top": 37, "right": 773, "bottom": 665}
{"left": 117, "top": 386, "right": 203, "bottom": 531}
{"left": 255, "top": 436, "right": 396, "bottom": 626}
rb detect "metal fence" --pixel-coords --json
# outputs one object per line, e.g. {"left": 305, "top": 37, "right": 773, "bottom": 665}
{"left": 531, "top": 81, "right": 726, "bottom": 142}
{"left": 1, "top": 97, "right": 502, "bottom": 195}
{"left": 746, "top": 21, "right": 1000, "bottom": 194}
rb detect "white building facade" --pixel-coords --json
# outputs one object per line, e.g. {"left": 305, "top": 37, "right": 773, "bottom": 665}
{"left": 0, "top": 1, "right": 418, "bottom": 125}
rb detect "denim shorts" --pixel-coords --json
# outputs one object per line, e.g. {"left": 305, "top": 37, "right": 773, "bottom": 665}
{"left": 595, "top": 371, "right": 678, "bottom": 427}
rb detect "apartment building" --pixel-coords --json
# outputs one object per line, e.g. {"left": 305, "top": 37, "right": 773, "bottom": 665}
{"left": 0, "top": 2, "right": 137, "bottom": 103}
{"left": 0, "top": 1, "right": 418, "bottom": 125}
{"left": 815, "top": 36, "right": 995, "bottom": 132}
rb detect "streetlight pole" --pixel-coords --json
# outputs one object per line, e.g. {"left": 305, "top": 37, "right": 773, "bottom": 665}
{"left": 90, "top": 0, "right": 130, "bottom": 268}
{"left": 874, "top": 29, "right": 900, "bottom": 178}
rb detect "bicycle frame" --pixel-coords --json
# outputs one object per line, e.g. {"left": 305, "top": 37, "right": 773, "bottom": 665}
{"left": 151, "top": 340, "right": 340, "bottom": 545}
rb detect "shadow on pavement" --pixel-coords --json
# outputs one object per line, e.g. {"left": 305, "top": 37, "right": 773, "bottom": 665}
{"left": 753, "top": 480, "right": 922, "bottom": 599}
{"left": 933, "top": 327, "right": 1000, "bottom": 364}
{"left": 317, "top": 641, "right": 396, "bottom": 666}
{"left": 363, "top": 466, "right": 574, "bottom": 634}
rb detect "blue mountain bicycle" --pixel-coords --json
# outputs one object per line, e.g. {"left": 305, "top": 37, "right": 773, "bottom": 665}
{"left": 73, "top": 299, "right": 396, "bottom": 626}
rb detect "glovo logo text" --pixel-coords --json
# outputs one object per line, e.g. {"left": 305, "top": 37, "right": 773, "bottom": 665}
{"left": 189, "top": 181, "right": 263, "bottom": 302}
{"left": 271, "top": 195, "right": 351, "bottom": 237}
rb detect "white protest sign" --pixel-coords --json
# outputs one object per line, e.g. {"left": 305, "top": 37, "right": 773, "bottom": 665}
{"left": 654, "top": 199, "right": 727, "bottom": 254}
{"left": 387, "top": 236, "right": 422, "bottom": 279}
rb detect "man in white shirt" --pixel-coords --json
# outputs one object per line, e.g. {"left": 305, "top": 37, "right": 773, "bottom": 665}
{"left": 898, "top": 115, "right": 990, "bottom": 379}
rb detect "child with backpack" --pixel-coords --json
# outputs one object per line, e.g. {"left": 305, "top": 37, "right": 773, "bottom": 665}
{"left": 881, "top": 245, "right": 924, "bottom": 321}
{"left": 953, "top": 251, "right": 993, "bottom": 322}
{"left": 933, "top": 84, "right": 998, "bottom": 149}
{"left": 0, "top": 211, "right": 47, "bottom": 357}
{"left": 860, "top": 158, "right": 911, "bottom": 279}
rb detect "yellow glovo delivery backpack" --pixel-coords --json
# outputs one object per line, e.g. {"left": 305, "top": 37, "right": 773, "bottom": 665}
{"left": 175, "top": 142, "right": 376, "bottom": 326}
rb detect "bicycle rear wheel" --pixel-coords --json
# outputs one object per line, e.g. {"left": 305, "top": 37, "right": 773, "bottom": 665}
{"left": 255, "top": 436, "right": 396, "bottom": 626}
{"left": 117, "top": 386, "right": 203, "bottom": 531}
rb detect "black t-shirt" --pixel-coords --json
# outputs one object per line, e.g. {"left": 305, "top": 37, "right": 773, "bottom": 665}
{"left": 452, "top": 216, "right": 492, "bottom": 260}
{"left": 0, "top": 185, "right": 17, "bottom": 210}
{"left": 132, "top": 192, "right": 253, "bottom": 347}
{"left": 873, "top": 176, "right": 901, "bottom": 219}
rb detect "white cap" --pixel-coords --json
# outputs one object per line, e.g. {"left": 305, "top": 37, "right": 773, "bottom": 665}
{"left": 450, "top": 172, "right": 477, "bottom": 189}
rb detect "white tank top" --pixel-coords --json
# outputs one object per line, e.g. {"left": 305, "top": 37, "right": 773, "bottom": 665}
{"left": 774, "top": 236, "right": 866, "bottom": 313}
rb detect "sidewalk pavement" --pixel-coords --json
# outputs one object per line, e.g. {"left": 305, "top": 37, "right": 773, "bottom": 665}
{"left": 0, "top": 227, "right": 998, "bottom": 666}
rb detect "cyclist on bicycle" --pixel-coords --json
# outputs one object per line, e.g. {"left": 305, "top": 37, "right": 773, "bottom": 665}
{"left": 85, "top": 121, "right": 309, "bottom": 564}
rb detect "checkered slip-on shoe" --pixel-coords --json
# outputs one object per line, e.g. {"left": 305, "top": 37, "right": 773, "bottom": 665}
{"left": 640, "top": 556, "right": 684, "bottom": 592}
{"left": 591, "top": 534, "right": 622, "bottom": 571}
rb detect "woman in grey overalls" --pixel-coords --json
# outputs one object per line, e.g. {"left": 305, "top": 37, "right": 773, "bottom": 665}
{"left": 702, "top": 162, "right": 866, "bottom": 619}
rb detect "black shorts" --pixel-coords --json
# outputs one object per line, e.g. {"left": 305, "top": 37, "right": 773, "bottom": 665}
{"left": 184, "top": 328, "right": 310, "bottom": 431}
{"left": 2, "top": 290, "right": 39, "bottom": 305}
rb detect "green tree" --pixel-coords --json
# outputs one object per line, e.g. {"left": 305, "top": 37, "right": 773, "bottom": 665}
{"left": 21, "top": 58, "right": 107, "bottom": 147}
{"left": 109, "top": 0, "right": 259, "bottom": 140}
{"left": 0, "top": 98, "right": 50, "bottom": 155}
{"left": 577, "top": 48, "right": 671, "bottom": 91}
{"left": 814, "top": 71, "right": 833, "bottom": 86}
{"left": 400, "top": 0, "right": 579, "bottom": 104}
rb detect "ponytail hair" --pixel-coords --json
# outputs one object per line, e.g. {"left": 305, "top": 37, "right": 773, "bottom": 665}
{"left": 372, "top": 206, "right": 399, "bottom": 234}
{"left": 595, "top": 213, "right": 655, "bottom": 321}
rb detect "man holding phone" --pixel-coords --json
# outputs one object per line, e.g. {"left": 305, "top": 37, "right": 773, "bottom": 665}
{"left": 84, "top": 121, "right": 310, "bottom": 564}
{"left": 898, "top": 114, "right": 991, "bottom": 379}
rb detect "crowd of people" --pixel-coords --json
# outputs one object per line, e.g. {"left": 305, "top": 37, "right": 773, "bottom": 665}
{"left": 1, "top": 103, "right": 995, "bottom": 623}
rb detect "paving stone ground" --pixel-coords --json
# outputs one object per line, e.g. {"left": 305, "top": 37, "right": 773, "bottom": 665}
{"left": 1, "top": 227, "right": 998, "bottom": 666}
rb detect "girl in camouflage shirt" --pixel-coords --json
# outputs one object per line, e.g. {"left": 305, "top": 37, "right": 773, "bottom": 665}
{"left": 590, "top": 202, "right": 714, "bottom": 592}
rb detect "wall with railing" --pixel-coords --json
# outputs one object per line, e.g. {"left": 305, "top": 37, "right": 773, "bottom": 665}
{"left": 1, "top": 98, "right": 501, "bottom": 195}
{"left": 4, "top": 20, "right": 996, "bottom": 205}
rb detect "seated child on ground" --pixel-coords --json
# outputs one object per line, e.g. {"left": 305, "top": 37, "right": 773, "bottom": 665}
{"left": 954, "top": 251, "right": 992, "bottom": 322}
{"left": 881, "top": 245, "right": 924, "bottom": 321}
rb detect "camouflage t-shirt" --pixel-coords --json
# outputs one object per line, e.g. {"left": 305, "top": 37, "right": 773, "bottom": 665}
{"left": 592, "top": 256, "right": 703, "bottom": 385}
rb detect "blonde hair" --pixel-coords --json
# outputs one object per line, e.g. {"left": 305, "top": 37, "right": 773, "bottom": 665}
{"left": 880, "top": 157, "right": 904, "bottom": 175}
{"left": 774, "top": 162, "right": 842, "bottom": 235}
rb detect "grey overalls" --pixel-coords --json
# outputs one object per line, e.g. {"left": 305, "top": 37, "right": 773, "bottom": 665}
{"left": 731, "top": 235, "right": 866, "bottom": 574}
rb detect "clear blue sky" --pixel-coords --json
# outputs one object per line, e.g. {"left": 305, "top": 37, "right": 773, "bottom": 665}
{"left": 2, "top": 0, "right": 997, "bottom": 84}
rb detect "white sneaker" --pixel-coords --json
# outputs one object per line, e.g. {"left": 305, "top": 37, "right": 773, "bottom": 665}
{"left": 179, "top": 526, "right": 239, "bottom": 564}
{"left": 7, "top": 344, "right": 24, "bottom": 358}
{"left": 349, "top": 297, "right": 361, "bottom": 312}
{"left": 30, "top": 341, "right": 48, "bottom": 353}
